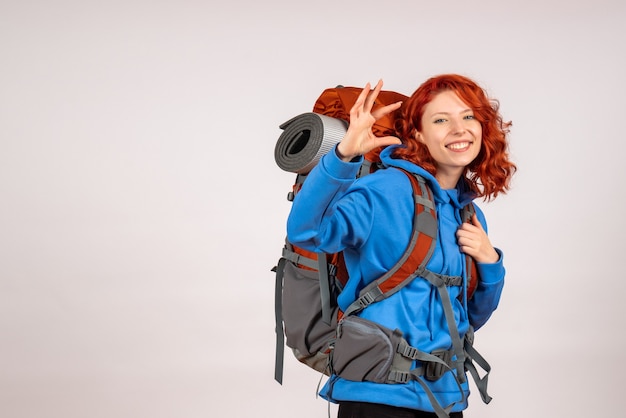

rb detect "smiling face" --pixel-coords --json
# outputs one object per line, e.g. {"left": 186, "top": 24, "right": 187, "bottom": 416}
{"left": 416, "top": 90, "right": 482, "bottom": 188}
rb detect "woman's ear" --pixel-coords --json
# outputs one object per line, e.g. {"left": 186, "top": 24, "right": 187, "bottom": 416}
{"left": 414, "top": 131, "right": 423, "bottom": 143}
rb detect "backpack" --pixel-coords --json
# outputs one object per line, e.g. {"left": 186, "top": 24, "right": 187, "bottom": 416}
{"left": 272, "top": 86, "right": 490, "bottom": 417}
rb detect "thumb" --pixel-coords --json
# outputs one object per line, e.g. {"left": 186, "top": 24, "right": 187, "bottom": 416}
{"left": 470, "top": 213, "right": 484, "bottom": 230}
{"left": 376, "top": 135, "right": 402, "bottom": 148}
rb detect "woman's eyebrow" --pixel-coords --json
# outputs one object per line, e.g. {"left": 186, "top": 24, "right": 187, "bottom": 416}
{"left": 429, "top": 109, "right": 472, "bottom": 117}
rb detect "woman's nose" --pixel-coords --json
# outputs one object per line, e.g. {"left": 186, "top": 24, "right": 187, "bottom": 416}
{"left": 451, "top": 117, "right": 466, "bottom": 134}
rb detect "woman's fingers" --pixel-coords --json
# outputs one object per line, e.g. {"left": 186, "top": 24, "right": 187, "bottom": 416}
{"left": 352, "top": 80, "right": 402, "bottom": 123}
{"left": 351, "top": 82, "right": 372, "bottom": 115}
{"left": 376, "top": 135, "right": 402, "bottom": 148}
{"left": 456, "top": 216, "right": 499, "bottom": 263}
{"left": 363, "top": 79, "right": 384, "bottom": 113}
{"left": 339, "top": 79, "right": 402, "bottom": 161}
{"left": 371, "top": 100, "right": 403, "bottom": 120}
{"left": 470, "top": 213, "right": 484, "bottom": 230}
{"left": 352, "top": 79, "right": 386, "bottom": 115}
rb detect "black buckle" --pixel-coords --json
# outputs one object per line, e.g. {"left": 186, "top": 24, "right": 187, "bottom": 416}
{"left": 425, "top": 350, "right": 452, "bottom": 381}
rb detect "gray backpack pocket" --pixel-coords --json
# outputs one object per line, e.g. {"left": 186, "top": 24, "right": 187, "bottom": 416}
{"left": 281, "top": 261, "right": 338, "bottom": 375}
{"left": 332, "top": 316, "right": 410, "bottom": 384}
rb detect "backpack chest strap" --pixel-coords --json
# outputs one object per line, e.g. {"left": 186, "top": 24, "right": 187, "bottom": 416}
{"left": 343, "top": 269, "right": 463, "bottom": 317}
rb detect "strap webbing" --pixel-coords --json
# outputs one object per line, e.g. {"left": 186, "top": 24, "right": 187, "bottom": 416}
{"left": 389, "top": 342, "right": 466, "bottom": 418}
{"left": 281, "top": 247, "right": 318, "bottom": 270}
{"left": 464, "top": 328, "right": 492, "bottom": 404}
{"left": 413, "top": 375, "right": 458, "bottom": 418}
{"left": 357, "top": 159, "right": 372, "bottom": 178}
{"left": 318, "top": 252, "right": 332, "bottom": 326}
{"left": 421, "top": 270, "right": 466, "bottom": 382}
{"left": 460, "top": 203, "right": 478, "bottom": 301}
{"left": 274, "top": 257, "right": 287, "bottom": 384}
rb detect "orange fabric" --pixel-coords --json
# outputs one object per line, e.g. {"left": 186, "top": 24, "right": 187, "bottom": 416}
{"left": 291, "top": 246, "right": 320, "bottom": 272}
{"left": 313, "top": 86, "right": 407, "bottom": 137}
{"left": 467, "top": 256, "right": 479, "bottom": 299}
{"left": 291, "top": 247, "right": 349, "bottom": 287}
{"left": 313, "top": 86, "right": 408, "bottom": 167}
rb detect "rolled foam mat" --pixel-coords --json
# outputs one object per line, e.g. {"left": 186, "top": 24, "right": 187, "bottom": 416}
{"left": 274, "top": 112, "right": 348, "bottom": 174}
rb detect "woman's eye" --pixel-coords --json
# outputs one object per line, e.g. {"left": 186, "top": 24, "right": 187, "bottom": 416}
{"left": 434, "top": 118, "right": 446, "bottom": 124}
{"left": 464, "top": 114, "right": 475, "bottom": 120}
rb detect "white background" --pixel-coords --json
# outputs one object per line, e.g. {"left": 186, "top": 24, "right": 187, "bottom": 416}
{"left": 1, "top": 0, "right": 624, "bottom": 417}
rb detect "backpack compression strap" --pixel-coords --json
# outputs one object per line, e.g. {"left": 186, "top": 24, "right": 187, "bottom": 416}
{"left": 273, "top": 256, "right": 287, "bottom": 384}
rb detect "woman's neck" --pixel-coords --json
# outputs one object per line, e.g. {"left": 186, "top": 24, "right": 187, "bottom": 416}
{"left": 435, "top": 170, "right": 462, "bottom": 190}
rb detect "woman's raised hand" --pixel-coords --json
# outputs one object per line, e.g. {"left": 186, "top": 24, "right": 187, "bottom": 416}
{"left": 335, "top": 80, "right": 403, "bottom": 162}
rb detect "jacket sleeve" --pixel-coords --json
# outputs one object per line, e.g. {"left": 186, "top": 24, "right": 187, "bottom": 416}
{"left": 467, "top": 250, "right": 505, "bottom": 330}
{"left": 466, "top": 207, "right": 506, "bottom": 330}
{"left": 286, "top": 147, "right": 374, "bottom": 254}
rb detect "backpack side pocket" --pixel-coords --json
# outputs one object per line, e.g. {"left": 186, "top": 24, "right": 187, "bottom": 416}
{"left": 281, "top": 261, "right": 338, "bottom": 375}
{"left": 332, "top": 316, "right": 408, "bottom": 383}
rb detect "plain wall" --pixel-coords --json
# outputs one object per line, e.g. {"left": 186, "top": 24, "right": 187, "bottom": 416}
{"left": 1, "top": 0, "right": 624, "bottom": 417}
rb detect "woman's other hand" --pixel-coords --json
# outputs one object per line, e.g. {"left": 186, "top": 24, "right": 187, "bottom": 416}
{"left": 456, "top": 213, "right": 500, "bottom": 264}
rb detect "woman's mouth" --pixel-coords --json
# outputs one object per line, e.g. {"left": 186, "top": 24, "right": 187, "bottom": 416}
{"left": 446, "top": 141, "right": 471, "bottom": 151}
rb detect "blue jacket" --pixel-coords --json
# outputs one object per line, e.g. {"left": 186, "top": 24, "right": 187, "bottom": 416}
{"left": 286, "top": 145, "right": 505, "bottom": 413}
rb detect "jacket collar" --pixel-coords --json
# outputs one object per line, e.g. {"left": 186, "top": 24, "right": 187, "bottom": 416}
{"left": 379, "top": 145, "right": 476, "bottom": 208}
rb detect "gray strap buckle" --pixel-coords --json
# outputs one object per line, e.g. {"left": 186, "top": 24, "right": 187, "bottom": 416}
{"left": 425, "top": 349, "right": 453, "bottom": 382}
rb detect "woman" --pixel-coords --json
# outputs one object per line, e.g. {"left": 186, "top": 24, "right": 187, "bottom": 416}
{"left": 286, "top": 74, "right": 516, "bottom": 418}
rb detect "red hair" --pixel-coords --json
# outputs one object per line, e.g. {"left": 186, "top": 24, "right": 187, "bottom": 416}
{"left": 394, "top": 74, "right": 516, "bottom": 200}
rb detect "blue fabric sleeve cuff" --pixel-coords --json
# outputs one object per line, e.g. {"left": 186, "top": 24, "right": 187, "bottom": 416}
{"left": 320, "top": 145, "right": 363, "bottom": 179}
{"left": 476, "top": 248, "right": 505, "bottom": 284}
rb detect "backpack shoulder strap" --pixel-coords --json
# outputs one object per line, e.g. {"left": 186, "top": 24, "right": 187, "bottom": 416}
{"left": 460, "top": 203, "right": 479, "bottom": 300}
{"left": 343, "top": 169, "right": 439, "bottom": 316}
